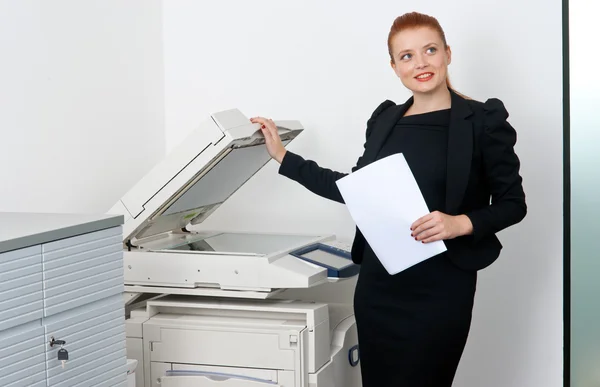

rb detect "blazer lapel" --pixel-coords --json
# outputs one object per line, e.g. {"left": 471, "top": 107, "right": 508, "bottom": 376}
{"left": 445, "top": 89, "right": 474, "bottom": 214}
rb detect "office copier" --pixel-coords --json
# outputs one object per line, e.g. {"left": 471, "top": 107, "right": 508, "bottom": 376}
{"left": 108, "top": 108, "right": 362, "bottom": 387}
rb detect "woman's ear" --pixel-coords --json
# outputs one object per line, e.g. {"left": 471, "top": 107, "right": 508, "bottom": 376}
{"left": 390, "top": 59, "right": 400, "bottom": 78}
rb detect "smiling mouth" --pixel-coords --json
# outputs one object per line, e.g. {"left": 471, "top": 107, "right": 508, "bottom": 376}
{"left": 415, "top": 73, "right": 434, "bottom": 81}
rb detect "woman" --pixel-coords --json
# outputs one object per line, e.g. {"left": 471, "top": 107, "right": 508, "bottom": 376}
{"left": 251, "top": 11, "right": 526, "bottom": 387}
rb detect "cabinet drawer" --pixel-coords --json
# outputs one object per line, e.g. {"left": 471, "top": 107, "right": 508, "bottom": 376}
{"left": 0, "top": 245, "right": 43, "bottom": 331}
{"left": 0, "top": 322, "right": 46, "bottom": 387}
{"left": 42, "top": 226, "right": 123, "bottom": 316}
{"left": 44, "top": 294, "right": 127, "bottom": 386}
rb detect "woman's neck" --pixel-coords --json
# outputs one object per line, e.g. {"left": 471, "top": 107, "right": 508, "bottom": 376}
{"left": 406, "top": 86, "right": 452, "bottom": 116}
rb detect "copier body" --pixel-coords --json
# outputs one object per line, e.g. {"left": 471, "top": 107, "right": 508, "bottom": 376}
{"left": 109, "top": 108, "right": 362, "bottom": 387}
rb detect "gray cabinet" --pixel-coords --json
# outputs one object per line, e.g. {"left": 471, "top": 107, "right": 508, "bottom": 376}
{"left": 0, "top": 213, "right": 126, "bottom": 387}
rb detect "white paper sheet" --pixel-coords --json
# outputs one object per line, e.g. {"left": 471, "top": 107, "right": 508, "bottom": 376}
{"left": 336, "top": 153, "right": 447, "bottom": 275}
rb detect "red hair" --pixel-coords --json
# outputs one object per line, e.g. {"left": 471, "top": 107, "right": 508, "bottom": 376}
{"left": 387, "top": 12, "right": 468, "bottom": 98}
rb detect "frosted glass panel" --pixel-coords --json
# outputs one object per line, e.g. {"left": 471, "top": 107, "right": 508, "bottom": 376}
{"left": 570, "top": 0, "right": 600, "bottom": 385}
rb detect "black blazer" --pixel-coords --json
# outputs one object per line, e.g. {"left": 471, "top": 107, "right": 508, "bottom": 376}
{"left": 278, "top": 88, "right": 526, "bottom": 271}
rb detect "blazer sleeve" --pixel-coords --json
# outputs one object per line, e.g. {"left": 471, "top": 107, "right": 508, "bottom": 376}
{"left": 466, "top": 98, "right": 527, "bottom": 242}
{"left": 277, "top": 100, "right": 395, "bottom": 203}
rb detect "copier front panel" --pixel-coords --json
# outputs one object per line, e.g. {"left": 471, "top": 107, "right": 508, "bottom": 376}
{"left": 139, "top": 296, "right": 330, "bottom": 387}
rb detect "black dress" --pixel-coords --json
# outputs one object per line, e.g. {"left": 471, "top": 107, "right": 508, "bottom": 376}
{"left": 353, "top": 109, "right": 477, "bottom": 387}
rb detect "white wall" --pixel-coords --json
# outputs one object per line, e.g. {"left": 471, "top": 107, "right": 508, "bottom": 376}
{"left": 0, "top": 0, "right": 165, "bottom": 214}
{"left": 162, "top": 1, "right": 563, "bottom": 386}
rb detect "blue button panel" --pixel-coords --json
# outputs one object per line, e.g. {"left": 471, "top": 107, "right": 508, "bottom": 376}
{"left": 290, "top": 243, "right": 359, "bottom": 278}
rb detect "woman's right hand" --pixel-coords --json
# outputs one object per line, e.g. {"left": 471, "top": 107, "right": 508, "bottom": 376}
{"left": 250, "top": 116, "right": 287, "bottom": 164}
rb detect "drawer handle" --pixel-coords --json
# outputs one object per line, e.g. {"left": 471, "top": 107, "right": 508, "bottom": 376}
{"left": 165, "top": 370, "right": 276, "bottom": 384}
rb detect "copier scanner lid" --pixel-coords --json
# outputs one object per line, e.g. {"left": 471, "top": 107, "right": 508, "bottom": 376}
{"left": 110, "top": 108, "right": 302, "bottom": 245}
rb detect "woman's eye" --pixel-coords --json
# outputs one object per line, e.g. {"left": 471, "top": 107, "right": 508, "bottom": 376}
{"left": 426, "top": 47, "right": 437, "bottom": 54}
{"left": 401, "top": 53, "right": 412, "bottom": 60}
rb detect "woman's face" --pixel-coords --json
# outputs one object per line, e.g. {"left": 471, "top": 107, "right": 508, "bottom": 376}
{"left": 390, "top": 27, "right": 451, "bottom": 95}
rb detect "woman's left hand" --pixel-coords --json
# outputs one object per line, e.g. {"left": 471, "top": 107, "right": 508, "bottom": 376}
{"left": 410, "top": 211, "right": 473, "bottom": 243}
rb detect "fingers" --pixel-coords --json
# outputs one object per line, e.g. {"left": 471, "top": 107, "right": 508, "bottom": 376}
{"left": 250, "top": 116, "right": 275, "bottom": 129}
{"left": 411, "top": 211, "right": 449, "bottom": 243}
{"left": 250, "top": 117, "right": 268, "bottom": 127}
{"left": 265, "top": 118, "right": 279, "bottom": 137}
{"left": 415, "top": 223, "right": 443, "bottom": 242}
{"left": 411, "top": 215, "right": 437, "bottom": 237}
{"left": 250, "top": 116, "right": 279, "bottom": 140}
{"left": 250, "top": 117, "right": 272, "bottom": 141}
{"left": 421, "top": 232, "right": 444, "bottom": 243}
{"left": 411, "top": 213, "right": 432, "bottom": 231}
